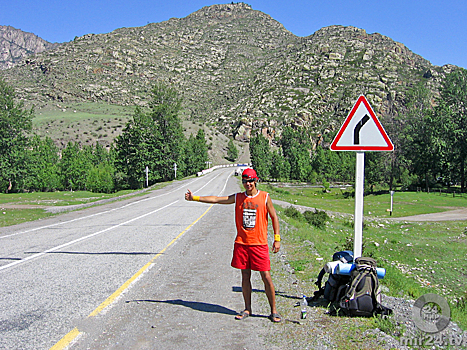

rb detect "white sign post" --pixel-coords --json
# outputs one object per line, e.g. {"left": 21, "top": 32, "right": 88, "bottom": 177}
{"left": 330, "top": 95, "right": 393, "bottom": 258}
{"left": 145, "top": 166, "right": 149, "bottom": 187}
{"left": 354, "top": 152, "right": 365, "bottom": 258}
{"left": 390, "top": 190, "right": 395, "bottom": 216}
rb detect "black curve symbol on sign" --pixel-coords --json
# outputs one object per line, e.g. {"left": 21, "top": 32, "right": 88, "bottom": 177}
{"left": 354, "top": 114, "right": 370, "bottom": 145}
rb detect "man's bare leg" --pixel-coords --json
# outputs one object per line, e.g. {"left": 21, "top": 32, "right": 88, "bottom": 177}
{"left": 260, "top": 270, "right": 281, "bottom": 322}
{"left": 235, "top": 269, "right": 252, "bottom": 319}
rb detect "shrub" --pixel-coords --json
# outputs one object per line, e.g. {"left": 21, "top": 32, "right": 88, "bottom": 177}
{"left": 86, "top": 163, "right": 115, "bottom": 193}
{"left": 303, "top": 209, "right": 330, "bottom": 229}
{"left": 284, "top": 206, "right": 303, "bottom": 220}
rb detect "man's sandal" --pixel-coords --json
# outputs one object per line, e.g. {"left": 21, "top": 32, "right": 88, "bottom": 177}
{"left": 235, "top": 310, "right": 250, "bottom": 320}
{"left": 268, "top": 313, "right": 282, "bottom": 323}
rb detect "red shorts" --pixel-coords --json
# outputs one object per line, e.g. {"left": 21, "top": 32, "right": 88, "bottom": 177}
{"left": 231, "top": 243, "right": 270, "bottom": 271}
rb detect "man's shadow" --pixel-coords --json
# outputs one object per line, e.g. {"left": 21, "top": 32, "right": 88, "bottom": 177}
{"left": 126, "top": 286, "right": 305, "bottom": 319}
{"left": 232, "top": 286, "right": 330, "bottom": 308}
{"left": 232, "top": 286, "right": 301, "bottom": 301}
{"left": 127, "top": 299, "right": 238, "bottom": 316}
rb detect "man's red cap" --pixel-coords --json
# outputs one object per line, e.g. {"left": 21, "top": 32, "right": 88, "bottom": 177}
{"left": 242, "top": 168, "right": 258, "bottom": 180}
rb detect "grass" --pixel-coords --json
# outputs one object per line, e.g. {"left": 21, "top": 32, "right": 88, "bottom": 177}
{"left": 266, "top": 184, "right": 467, "bottom": 218}
{"left": 0, "top": 208, "right": 56, "bottom": 227}
{"left": 0, "top": 189, "right": 146, "bottom": 227}
{"left": 31, "top": 101, "right": 134, "bottom": 148}
{"left": 266, "top": 184, "right": 467, "bottom": 348}
{"left": 0, "top": 189, "right": 137, "bottom": 206}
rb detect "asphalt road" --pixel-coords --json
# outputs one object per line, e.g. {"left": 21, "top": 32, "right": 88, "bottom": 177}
{"left": 0, "top": 168, "right": 279, "bottom": 350}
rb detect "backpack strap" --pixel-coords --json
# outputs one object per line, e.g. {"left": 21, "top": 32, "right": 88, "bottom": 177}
{"left": 310, "top": 268, "right": 326, "bottom": 301}
{"left": 316, "top": 268, "right": 326, "bottom": 290}
{"left": 343, "top": 267, "right": 367, "bottom": 300}
{"left": 343, "top": 263, "right": 376, "bottom": 299}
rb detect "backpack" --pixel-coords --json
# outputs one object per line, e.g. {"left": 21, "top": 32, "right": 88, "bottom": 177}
{"left": 311, "top": 250, "right": 354, "bottom": 303}
{"left": 337, "top": 257, "right": 391, "bottom": 317}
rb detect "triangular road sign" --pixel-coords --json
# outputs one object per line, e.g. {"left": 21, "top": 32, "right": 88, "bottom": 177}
{"left": 330, "top": 95, "right": 394, "bottom": 151}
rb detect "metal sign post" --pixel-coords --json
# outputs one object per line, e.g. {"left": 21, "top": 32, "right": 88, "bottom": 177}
{"left": 145, "top": 166, "right": 149, "bottom": 187}
{"left": 390, "top": 190, "right": 395, "bottom": 216}
{"left": 354, "top": 152, "right": 365, "bottom": 258}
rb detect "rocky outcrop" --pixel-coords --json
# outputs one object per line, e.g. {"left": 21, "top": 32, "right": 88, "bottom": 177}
{"left": 0, "top": 3, "right": 458, "bottom": 144}
{"left": 0, "top": 25, "right": 59, "bottom": 70}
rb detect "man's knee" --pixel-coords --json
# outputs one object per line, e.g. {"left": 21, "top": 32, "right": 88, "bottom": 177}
{"left": 260, "top": 271, "right": 273, "bottom": 283}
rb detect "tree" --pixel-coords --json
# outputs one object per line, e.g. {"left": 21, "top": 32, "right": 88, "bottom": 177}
{"left": 400, "top": 82, "right": 439, "bottom": 191}
{"left": 365, "top": 152, "right": 392, "bottom": 192}
{"left": 0, "top": 79, "right": 33, "bottom": 192}
{"left": 312, "top": 147, "right": 354, "bottom": 184}
{"left": 249, "top": 132, "right": 271, "bottom": 180}
{"left": 192, "top": 129, "right": 209, "bottom": 172}
{"left": 85, "top": 142, "right": 116, "bottom": 193}
{"left": 148, "top": 83, "right": 184, "bottom": 181}
{"left": 270, "top": 149, "right": 290, "bottom": 181}
{"left": 23, "top": 136, "right": 61, "bottom": 191}
{"left": 184, "top": 129, "right": 209, "bottom": 174}
{"left": 86, "top": 162, "right": 115, "bottom": 193}
{"left": 435, "top": 68, "right": 467, "bottom": 192}
{"left": 226, "top": 138, "right": 238, "bottom": 162}
{"left": 60, "top": 142, "right": 91, "bottom": 190}
{"left": 114, "top": 107, "right": 161, "bottom": 189}
{"left": 279, "top": 127, "right": 311, "bottom": 181}
{"left": 114, "top": 83, "right": 185, "bottom": 187}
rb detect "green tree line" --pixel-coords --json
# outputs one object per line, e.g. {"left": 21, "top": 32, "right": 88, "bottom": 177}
{"left": 0, "top": 81, "right": 209, "bottom": 193}
{"left": 249, "top": 68, "right": 467, "bottom": 193}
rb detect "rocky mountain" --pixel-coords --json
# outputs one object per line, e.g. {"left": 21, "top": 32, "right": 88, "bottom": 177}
{"left": 0, "top": 25, "right": 59, "bottom": 70}
{"left": 0, "top": 3, "right": 457, "bottom": 144}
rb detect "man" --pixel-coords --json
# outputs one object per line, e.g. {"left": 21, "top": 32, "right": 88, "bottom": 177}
{"left": 185, "top": 168, "right": 282, "bottom": 322}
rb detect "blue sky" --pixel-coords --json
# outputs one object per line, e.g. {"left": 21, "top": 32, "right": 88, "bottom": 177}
{"left": 1, "top": 0, "right": 466, "bottom": 68}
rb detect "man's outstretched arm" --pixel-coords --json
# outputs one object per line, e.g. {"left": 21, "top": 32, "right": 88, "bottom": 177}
{"left": 185, "top": 189, "right": 235, "bottom": 204}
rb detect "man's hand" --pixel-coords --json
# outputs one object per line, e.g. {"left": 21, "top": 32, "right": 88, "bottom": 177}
{"left": 272, "top": 240, "right": 280, "bottom": 253}
{"left": 185, "top": 189, "right": 193, "bottom": 201}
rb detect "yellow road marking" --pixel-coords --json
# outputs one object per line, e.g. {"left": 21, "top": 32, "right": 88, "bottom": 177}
{"left": 49, "top": 328, "right": 80, "bottom": 350}
{"left": 49, "top": 205, "right": 213, "bottom": 349}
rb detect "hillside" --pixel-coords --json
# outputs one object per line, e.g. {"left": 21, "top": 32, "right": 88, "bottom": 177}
{"left": 0, "top": 3, "right": 457, "bottom": 150}
{"left": 0, "top": 25, "right": 59, "bottom": 70}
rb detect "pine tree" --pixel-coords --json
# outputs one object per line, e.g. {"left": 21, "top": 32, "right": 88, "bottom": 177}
{"left": 0, "top": 79, "right": 33, "bottom": 192}
{"left": 226, "top": 138, "right": 238, "bottom": 162}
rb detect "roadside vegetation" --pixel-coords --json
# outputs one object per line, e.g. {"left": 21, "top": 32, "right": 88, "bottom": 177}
{"left": 0, "top": 188, "right": 152, "bottom": 227}
{"left": 0, "top": 80, "right": 209, "bottom": 193}
{"left": 264, "top": 183, "right": 467, "bottom": 346}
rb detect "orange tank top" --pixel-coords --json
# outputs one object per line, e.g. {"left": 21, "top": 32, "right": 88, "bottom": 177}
{"left": 234, "top": 190, "right": 269, "bottom": 245}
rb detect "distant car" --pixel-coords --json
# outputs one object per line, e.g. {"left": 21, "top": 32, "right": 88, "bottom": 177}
{"left": 235, "top": 167, "right": 246, "bottom": 176}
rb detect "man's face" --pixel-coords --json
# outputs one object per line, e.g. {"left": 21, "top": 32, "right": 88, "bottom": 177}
{"left": 242, "top": 178, "right": 256, "bottom": 190}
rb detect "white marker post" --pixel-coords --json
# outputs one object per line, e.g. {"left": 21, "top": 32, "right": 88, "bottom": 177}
{"left": 330, "top": 95, "right": 393, "bottom": 259}
{"left": 354, "top": 152, "right": 365, "bottom": 258}
{"left": 145, "top": 166, "right": 149, "bottom": 187}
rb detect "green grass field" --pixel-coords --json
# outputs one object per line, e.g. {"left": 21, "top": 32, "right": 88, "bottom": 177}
{"left": 267, "top": 185, "right": 467, "bottom": 217}
{"left": 0, "top": 189, "right": 141, "bottom": 227}
{"left": 31, "top": 101, "right": 134, "bottom": 148}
